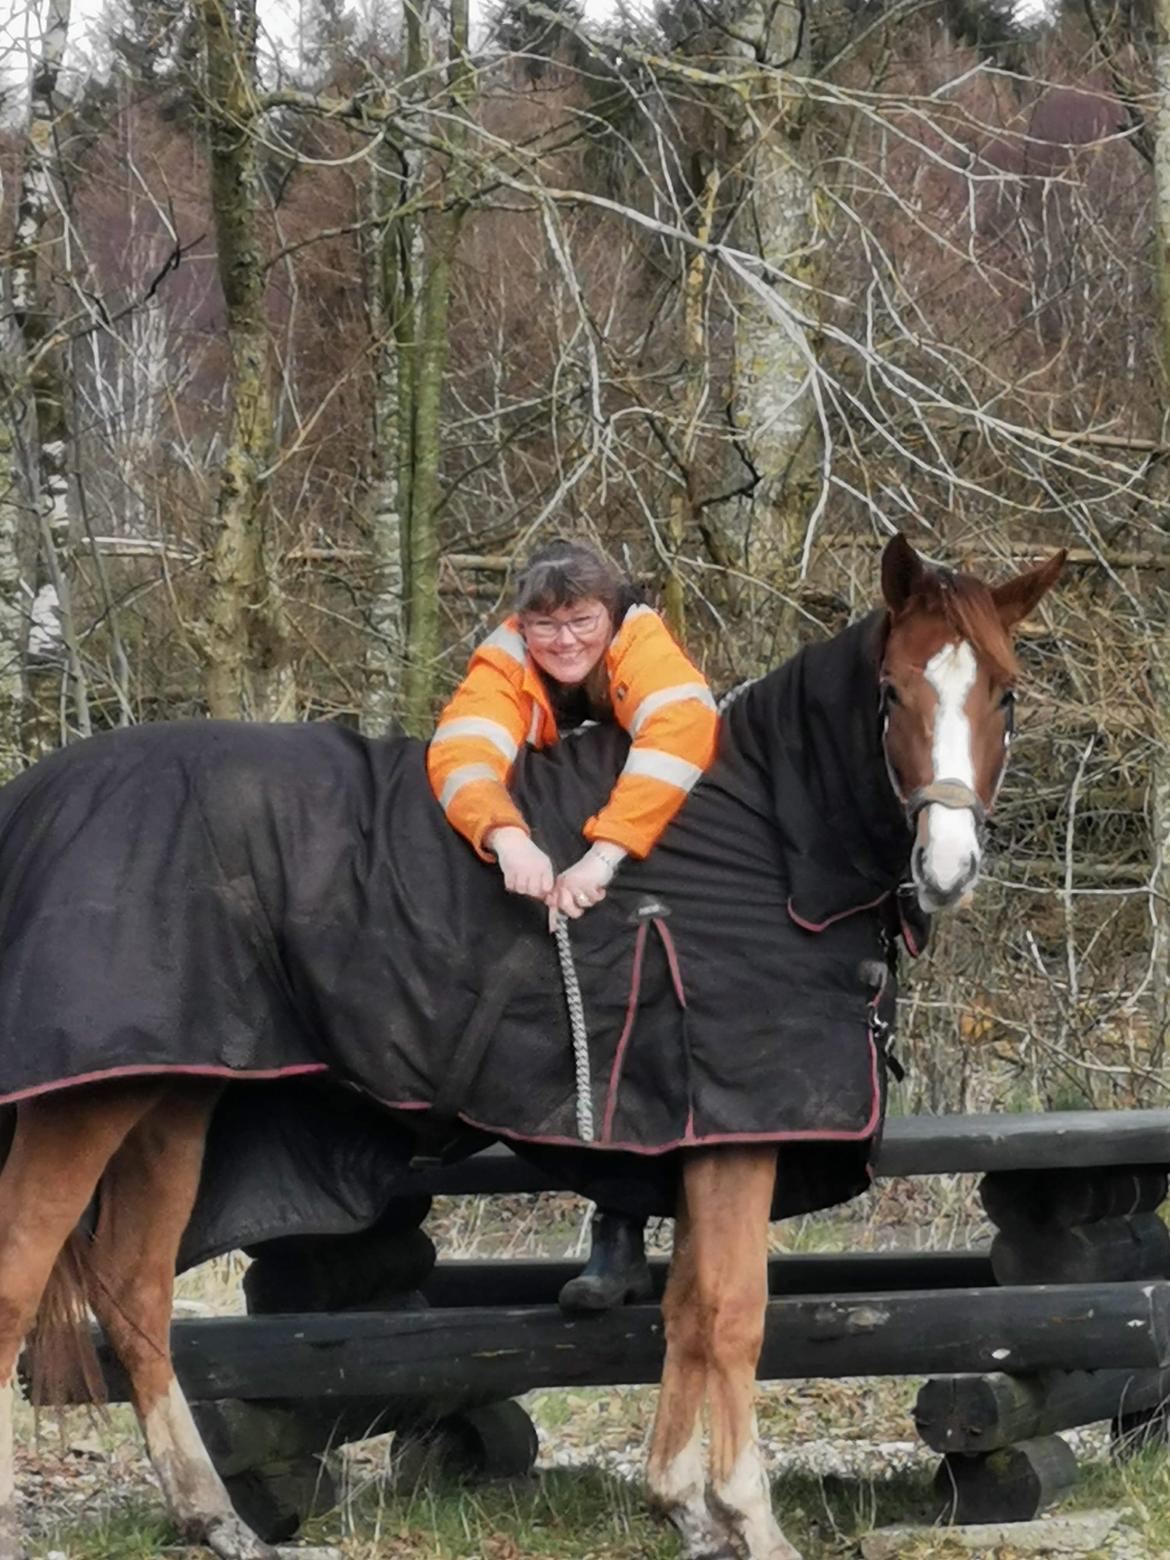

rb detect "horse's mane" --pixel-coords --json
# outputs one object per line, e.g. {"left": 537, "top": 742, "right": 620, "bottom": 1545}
{"left": 913, "top": 568, "right": 1017, "bottom": 684}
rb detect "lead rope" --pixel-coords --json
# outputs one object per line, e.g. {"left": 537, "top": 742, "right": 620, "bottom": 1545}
{"left": 553, "top": 913, "right": 595, "bottom": 1142}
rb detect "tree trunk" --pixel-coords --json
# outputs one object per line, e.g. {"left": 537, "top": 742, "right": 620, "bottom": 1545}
{"left": 0, "top": 393, "right": 27, "bottom": 781}
{"left": 1149, "top": 0, "right": 1170, "bottom": 1064}
{"left": 401, "top": 0, "right": 470, "bottom": 737}
{"left": 200, "top": 0, "right": 293, "bottom": 722}
{"left": 700, "top": 0, "right": 822, "bottom": 668}
{"left": 11, "top": 0, "right": 90, "bottom": 749}
{"left": 664, "top": 167, "right": 718, "bottom": 641}
{"left": 360, "top": 147, "right": 409, "bottom": 737}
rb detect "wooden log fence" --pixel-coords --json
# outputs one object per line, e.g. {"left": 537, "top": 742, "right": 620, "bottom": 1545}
{"left": 95, "top": 1280, "right": 1170, "bottom": 1407}
{"left": 915, "top": 1367, "right": 1170, "bottom": 1455}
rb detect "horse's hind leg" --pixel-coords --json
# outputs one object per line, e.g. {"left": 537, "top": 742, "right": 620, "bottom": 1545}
{"left": 688, "top": 1146, "right": 800, "bottom": 1560}
{"left": 84, "top": 1081, "right": 275, "bottom": 1560}
{"left": 0, "top": 1081, "right": 165, "bottom": 1559}
{"left": 646, "top": 1200, "right": 735, "bottom": 1560}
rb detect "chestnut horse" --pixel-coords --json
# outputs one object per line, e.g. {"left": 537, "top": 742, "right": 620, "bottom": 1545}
{"left": 0, "top": 535, "right": 1061, "bottom": 1560}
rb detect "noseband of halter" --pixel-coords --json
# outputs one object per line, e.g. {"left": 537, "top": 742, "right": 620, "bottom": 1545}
{"left": 903, "top": 778, "right": 987, "bottom": 832}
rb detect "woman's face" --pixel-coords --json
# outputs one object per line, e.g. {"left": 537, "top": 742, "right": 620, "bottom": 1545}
{"left": 520, "top": 596, "right": 612, "bottom": 685}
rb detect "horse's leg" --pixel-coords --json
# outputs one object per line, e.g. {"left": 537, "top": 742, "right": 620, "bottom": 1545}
{"left": 84, "top": 1082, "right": 275, "bottom": 1560}
{"left": 687, "top": 1145, "right": 799, "bottom": 1560}
{"left": 0, "top": 1082, "right": 166, "bottom": 1560}
{"left": 646, "top": 1199, "right": 734, "bottom": 1560}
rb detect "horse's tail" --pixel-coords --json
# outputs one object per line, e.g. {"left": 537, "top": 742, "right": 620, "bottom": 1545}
{"left": 27, "top": 1227, "right": 105, "bottom": 1408}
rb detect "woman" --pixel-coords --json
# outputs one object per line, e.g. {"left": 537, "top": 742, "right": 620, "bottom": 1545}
{"left": 426, "top": 539, "right": 719, "bottom": 1310}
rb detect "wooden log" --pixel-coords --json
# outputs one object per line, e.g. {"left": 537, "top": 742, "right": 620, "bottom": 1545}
{"left": 914, "top": 1367, "right": 1170, "bottom": 1454}
{"left": 222, "top": 1460, "right": 337, "bottom": 1545}
{"left": 874, "top": 1111, "right": 1170, "bottom": 1178}
{"left": 422, "top": 1251, "right": 994, "bottom": 1309}
{"left": 194, "top": 1393, "right": 536, "bottom": 1482}
{"left": 933, "top": 1436, "right": 1079, "bottom": 1524}
{"left": 402, "top": 1112, "right": 1170, "bottom": 1199}
{"left": 90, "top": 1282, "right": 1170, "bottom": 1405}
{"left": 981, "top": 1168, "right": 1169, "bottom": 1233}
{"left": 989, "top": 1215, "right": 1170, "bottom": 1287}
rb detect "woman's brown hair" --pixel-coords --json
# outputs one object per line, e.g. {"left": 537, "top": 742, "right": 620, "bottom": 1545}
{"left": 513, "top": 540, "right": 623, "bottom": 619}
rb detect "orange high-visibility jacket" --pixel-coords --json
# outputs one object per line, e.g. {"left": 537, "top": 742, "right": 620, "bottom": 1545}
{"left": 426, "top": 604, "right": 719, "bottom": 861}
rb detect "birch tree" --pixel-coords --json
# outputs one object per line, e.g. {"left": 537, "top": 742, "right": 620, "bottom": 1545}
{"left": 10, "top": 0, "right": 90, "bottom": 747}
{"left": 690, "top": 1, "right": 823, "bottom": 663}
{"left": 360, "top": 139, "right": 410, "bottom": 736}
{"left": 401, "top": 0, "right": 471, "bottom": 735}
{"left": 0, "top": 335, "right": 27, "bottom": 780}
{"left": 359, "top": 5, "right": 427, "bottom": 737}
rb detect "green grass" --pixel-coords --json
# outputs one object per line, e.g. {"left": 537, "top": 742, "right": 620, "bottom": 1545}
{"left": 29, "top": 1371, "right": 1164, "bottom": 1557}
{"left": 34, "top": 1452, "right": 1162, "bottom": 1559}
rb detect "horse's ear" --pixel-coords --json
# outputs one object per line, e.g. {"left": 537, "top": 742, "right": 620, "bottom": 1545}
{"left": 881, "top": 533, "right": 928, "bottom": 613}
{"left": 990, "top": 550, "right": 1066, "bottom": 631}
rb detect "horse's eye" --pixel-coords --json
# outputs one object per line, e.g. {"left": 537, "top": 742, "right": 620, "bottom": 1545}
{"left": 881, "top": 682, "right": 900, "bottom": 707}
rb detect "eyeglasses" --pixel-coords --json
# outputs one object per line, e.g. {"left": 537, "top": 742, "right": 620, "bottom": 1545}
{"left": 522, "top": 609, "right": 607, "bottom": 644}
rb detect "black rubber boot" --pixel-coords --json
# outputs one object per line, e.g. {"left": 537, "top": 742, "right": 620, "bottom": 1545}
{"left": 558, "top": 1211, "right": 652, "bottom": 1313}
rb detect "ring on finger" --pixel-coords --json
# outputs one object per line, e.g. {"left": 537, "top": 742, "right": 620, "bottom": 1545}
{"left": 576, "top": 892, "right": 590, "bottom": 906}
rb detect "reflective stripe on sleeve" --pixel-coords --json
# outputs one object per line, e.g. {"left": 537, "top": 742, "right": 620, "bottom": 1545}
{"left": 627, "top": 682, "right": 717, "bottom": 737}
{"left": 482, "top": 624, "right": 527, "bottom": 665}
{"left": 622, "top": 748, "right": 705, "bottom": 791}
{"left": 431, "top": 717, "right": 518, "bottom": 761}
{"left": 439, "top": 763, "right": 502, "bottom": 811}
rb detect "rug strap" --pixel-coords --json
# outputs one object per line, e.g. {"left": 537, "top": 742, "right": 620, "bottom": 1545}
{"left": 427, "top": 934, "right": 543, "bottom": 1131}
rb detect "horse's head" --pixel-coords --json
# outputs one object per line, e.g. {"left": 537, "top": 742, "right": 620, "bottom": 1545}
{"left": 879, "top": 533, "right": 1064, "bottom": 914}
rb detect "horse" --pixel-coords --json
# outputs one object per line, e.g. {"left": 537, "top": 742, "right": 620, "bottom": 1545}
{"left": 0, "top": 533, "right": 1062, "bottom": 1560}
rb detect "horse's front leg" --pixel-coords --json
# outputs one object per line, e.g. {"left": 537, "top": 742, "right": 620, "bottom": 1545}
{"left": 688, "top": 1145, "right": 801, "bottom": 1560}
{"left": 646, "top": 1201, "right": 736, "bottom": 1560}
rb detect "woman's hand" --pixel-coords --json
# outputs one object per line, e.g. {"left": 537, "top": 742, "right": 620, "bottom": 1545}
{"left": 547, "top": 842, "right": 627, "bottom": 930}
{"left": 485, "top": 826, "right": 555, "bottom": 900}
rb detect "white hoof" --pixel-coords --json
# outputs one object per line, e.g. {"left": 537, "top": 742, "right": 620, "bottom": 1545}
{"left": 203, "top": 1512, "right": 278, "bottom": 1559}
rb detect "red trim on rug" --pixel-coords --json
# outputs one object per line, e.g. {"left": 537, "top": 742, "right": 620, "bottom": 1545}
{"left": 899, "top": 903, "right": 922, "bottom": 957}
{"left": 654, "top": 919, "right": 688, "bottom": 1008}
{"left": 601, "top": 919, "right": 649, "bottom": 1143}
{"left": 373, "top": 1025, "right": 883, "bottom": 1154}
{"left": 0, "top": 1061, "right": 329, "bottom": 1106}
{"left": 786, "top": 891, "right": 889, "bottom": 934}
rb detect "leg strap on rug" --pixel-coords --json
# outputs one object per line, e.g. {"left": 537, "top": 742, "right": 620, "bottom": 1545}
{"left": 411, "top": 934, "right": 543, "bottom": 1167}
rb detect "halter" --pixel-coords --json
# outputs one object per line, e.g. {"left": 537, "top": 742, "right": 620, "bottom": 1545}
{"left": 878, "top": 677, "right": 1011, "bottom": 837}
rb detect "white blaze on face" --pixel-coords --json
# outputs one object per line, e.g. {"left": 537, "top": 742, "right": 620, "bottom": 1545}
{"left": 921, "top": 640, "right": 981, "bottom": 894}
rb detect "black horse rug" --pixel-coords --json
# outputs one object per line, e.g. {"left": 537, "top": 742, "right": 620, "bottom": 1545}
{"left": 0, "top": 614, "right": 926, "bottom": 1267}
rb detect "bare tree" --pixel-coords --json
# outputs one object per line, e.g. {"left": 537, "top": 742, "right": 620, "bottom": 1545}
{"left": 10, "top": 0, "right": 90, "bottom": 747}
{"left": 198, "top": 0, "right": 293, "bottom": 720}
{"left": 401, "top": 0, "right": 472, "bottom": 734}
